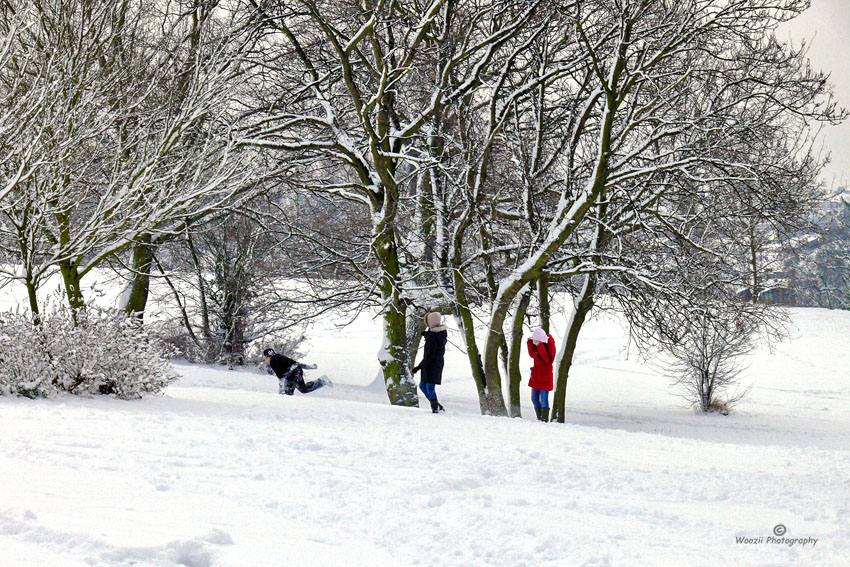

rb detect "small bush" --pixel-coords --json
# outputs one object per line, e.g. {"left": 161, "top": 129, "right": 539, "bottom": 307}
{"left": 0, "top": 302, "right": 177, "bottom": 400}
{"left": 707, "top": 399, "right": 731, "bottom": 416}
{"left": 155, "top": 318, "right": 215, "bottom": 364}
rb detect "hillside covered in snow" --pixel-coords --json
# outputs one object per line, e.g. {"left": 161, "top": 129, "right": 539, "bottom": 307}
{"left": 1, "top": 307, "right": 848, "bottom": 567}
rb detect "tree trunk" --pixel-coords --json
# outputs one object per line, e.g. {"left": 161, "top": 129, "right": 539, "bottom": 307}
{"left": 550, "top": 272, "right": 596, "bottom": 423}
{"left": 700, "top": 369, "right": 710, "bottom": 412}
{"left": 59, "top": 259, "right": 85, "bottom": 324}
{"left": 748, "top": 222, "right": 760, "bottom": 303}
{"left": 481, "top": 320, "right": 510, "bottom": 416}
{"left": 452, "top": 298, "right": 490, "bottom": 409}
{"left": 538, "top": 271, "right": 550, "bottom": 332}
{"left": 508, "top": 288, "right": 533, "bottom": 418}
{"left": 549, "top": 191, "right": 610, "bottom": 424}
{"left": 380, "top": 302, "right": 418, "bottom": 406}
{"left": 480, "top": 64, "right": 620, "bottom": 416}
{"left": 15, "top": 223, "right": 41, "bottom": 323}
{"left": 406, "top": 307, "right": 427, "bottom": 372}
{"left": 123, "top": 234, "right": 153, "bottom": 320}
{"left": 24, "top": 276, "right": 40, "bottom": 325}
{"left": 187, "top": 232, "right": 213, "bottom": 359}
{"left": 447, "top": 255, "right": 495, "bottom": 412}
{"left": 375, "top": 223, "right": 418, "bottom": 407}
{"left": 498, "top": 334, "right": 509, "bottom": 394}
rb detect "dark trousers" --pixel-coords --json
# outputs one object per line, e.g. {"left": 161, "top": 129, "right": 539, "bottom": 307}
{"left": 279, "top": 367, "right": 323, "bottom": 395}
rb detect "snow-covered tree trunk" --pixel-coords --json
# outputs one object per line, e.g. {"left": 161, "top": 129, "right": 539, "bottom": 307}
{"left": 481, "top": 82, "right": 619, "bottom": 414}
{"left": 507, "top": 288, "right": 532, "bottom": 418}
{"left": 476, "top": 0, "right": 633, "bottom": 412}
{"left": 121, "top": 0, "right": 221, "bottom": 320}
{"left": 405, "top": 306, "right": 427, "bottom": 378}
{"left": 537, "top": 272, "right": 550, "bottom": 332}
{"left": 551, "top": 272, "right": 596, "bottom": 424}
{"left": 450, "top": 275, "right": 490, "bottom": 409}
{"left": 123, "top": 233, "right": 153, "bottom": 320}
{"left": 374, "top": 215, "right": 418, "bottom": 406}
{"left": 59, "top": 260, "right": 85, "bottom": 324}
{"left": 445, "top": 205, "right": 508, "bottom": 414}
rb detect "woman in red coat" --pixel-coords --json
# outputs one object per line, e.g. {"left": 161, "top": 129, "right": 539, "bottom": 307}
{"left": 527, "top": 327, "right": 556, "bottom": 422}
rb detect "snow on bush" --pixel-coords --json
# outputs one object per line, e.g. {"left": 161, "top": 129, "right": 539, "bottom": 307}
{"left": 0, "top": 301, "right": 177, "bottom": 399}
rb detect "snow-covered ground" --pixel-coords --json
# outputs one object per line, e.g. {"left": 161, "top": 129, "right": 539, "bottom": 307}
{"left": 1, "top": 305, "right": 849, "bottom": 566}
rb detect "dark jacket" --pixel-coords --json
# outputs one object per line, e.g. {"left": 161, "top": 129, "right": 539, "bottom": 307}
{"left": 527, "top": 334, "right": 556, "bottom": 391}
{"left": 419, "top": 326, "right": 447, "bottom": 384}
{"left": 269, "top": 353, "right": 299, "bottom": 379}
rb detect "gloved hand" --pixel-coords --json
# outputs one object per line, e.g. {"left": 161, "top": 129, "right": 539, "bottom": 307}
{"left": 411, "top": 365, "right": 421, "bottom": 374}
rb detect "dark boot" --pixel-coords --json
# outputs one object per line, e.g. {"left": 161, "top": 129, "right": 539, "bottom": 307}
{"left": 429, "top": 398, "right": 445, "bottom": 413}
{"left": 540, "top": 407, "right": 549, "bottom": 422}
{"left": 533, "top": 406, "right": 542, "bottom": 420}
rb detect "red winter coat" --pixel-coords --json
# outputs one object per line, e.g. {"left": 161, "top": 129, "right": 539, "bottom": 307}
{"left": 527, "top": 335, "right": 556, "bottom": 391}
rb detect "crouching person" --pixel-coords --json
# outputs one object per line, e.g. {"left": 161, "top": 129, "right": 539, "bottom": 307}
{"left": 412, "top": 312, "right": 447, "bottom": 413}
{"left": 263, "top": 348, "right": 330, "bottom": 395}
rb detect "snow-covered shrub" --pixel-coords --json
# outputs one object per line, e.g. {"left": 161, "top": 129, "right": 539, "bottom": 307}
{"left": 0, "top": 302, "right": 177, "bottom": 400}
{"left": 0, "top": 310, "right": 56, "bottom": 398}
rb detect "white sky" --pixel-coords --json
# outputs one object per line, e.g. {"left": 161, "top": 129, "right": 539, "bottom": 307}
{"left": 782, "top": 0, "right": 850, "bottom": 189}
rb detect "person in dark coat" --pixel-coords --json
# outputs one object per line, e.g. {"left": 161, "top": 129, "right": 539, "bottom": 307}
{"left": 527, "top": 327, "right": 556, "bottom": 422}
{"left": 412, "top": 312, "right": 448, "bottom": 413}
{"left": 263, "top": 348, "right": 331, "bottom": 395}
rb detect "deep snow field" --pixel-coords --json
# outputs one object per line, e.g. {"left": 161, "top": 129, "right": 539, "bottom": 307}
{"left": 1, "top": 294, "right": 849, "bottom": 566}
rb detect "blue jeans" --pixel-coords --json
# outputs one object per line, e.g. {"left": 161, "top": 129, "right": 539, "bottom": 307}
{"left": 419, "top": 381, "right": 437, "bottom": 400}
{"left": 531, "top": 389, "right": 549, "bottom": 409}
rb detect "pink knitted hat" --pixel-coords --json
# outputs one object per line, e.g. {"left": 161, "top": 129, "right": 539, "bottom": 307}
{"left": 531, "top": 327, "right": 548, "bottom": 342}
{"left": 425, "top": 312, "right": 442, "bottom": 328}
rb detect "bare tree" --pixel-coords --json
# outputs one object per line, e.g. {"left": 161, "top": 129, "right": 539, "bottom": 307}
{"left": 664, "top": 300, "right": 757, "bottom": 414}
{"left": 0, "top": 0, "right": 257, "bottom": 321}
{"left": 236, "top": 0, "right": 841, "bottom": 417}
{"left": 468, "top": 0, "right": 840, "bottom": 417}
{"left": 240, "top": 0, "right": 545, "bottom": 406}
{"left": 120, "top": 0, "right": 263, "bottom": 320}
{"left": 151, "top": 194, "right": 306, "bottom": 365}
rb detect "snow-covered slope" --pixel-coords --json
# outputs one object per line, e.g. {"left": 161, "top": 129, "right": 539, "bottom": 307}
{"left": 1, "top": 307, "right": 848, "bottom": 566}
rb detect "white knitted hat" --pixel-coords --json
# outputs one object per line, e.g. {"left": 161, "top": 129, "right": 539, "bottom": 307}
{"left": 531, "top": 327, "right": 548, "bottom": 342}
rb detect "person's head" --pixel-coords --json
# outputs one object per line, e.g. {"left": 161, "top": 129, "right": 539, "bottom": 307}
{"left": 425, "top": 311, "right": 442, "bottom": 328}
{"left": 531, "top": 327, "right": 548, "bottom": 345}
{"left": 263, "top": 348, "right": 275, "bottom": 363}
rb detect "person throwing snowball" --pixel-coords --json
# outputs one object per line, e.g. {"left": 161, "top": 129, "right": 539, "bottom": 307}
{"left": 263, "top": 348, "right": 331, "bottom": 395}
{"left": 528, "top": 327, "right": 555, "bottom": 422}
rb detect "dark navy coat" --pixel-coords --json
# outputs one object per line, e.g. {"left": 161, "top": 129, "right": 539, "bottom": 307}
{"left": 269, "top": 353, "right": 299, "bottom": 379}
{"left": 419, "top": 327, "right": 447, "bottom": 384}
